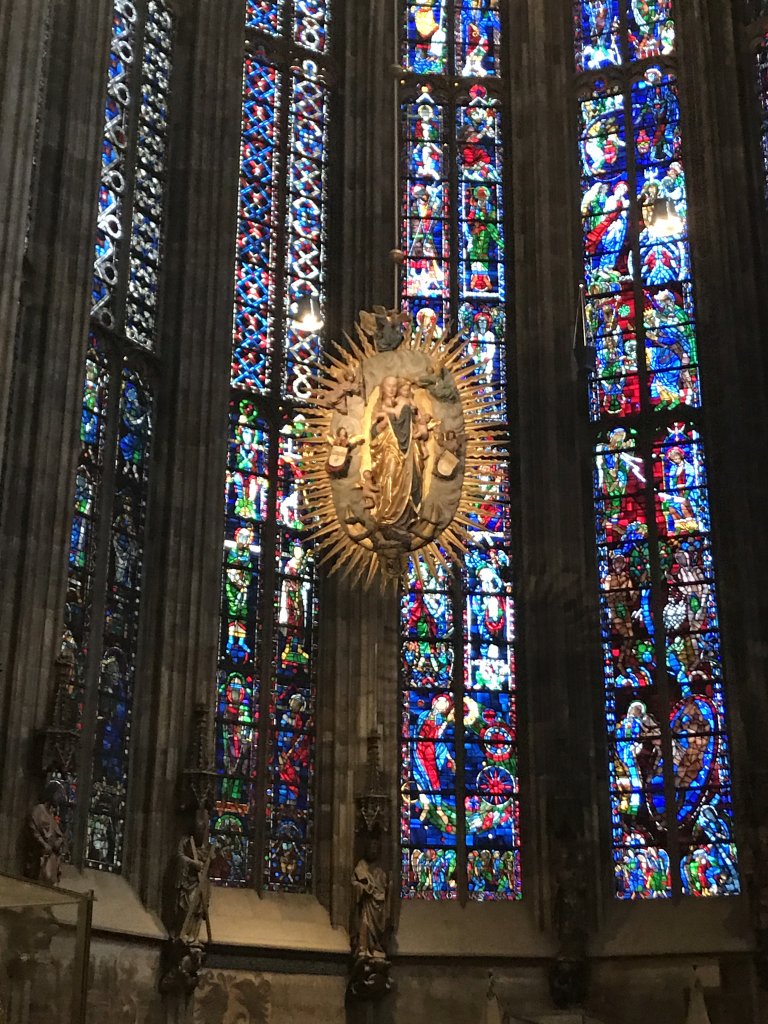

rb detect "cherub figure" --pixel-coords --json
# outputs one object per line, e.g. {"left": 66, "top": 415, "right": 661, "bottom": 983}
{"left": 359, "top": 306, "right": 410, "bottom": 352}
{"left": 325, "top": 426, "right": 364, "bottom": 478}
{"left": 318, "top": 366, "right": 360, "bottom": 415}
{"left": 434, "top": 427, "right": 464, "bottom": 479}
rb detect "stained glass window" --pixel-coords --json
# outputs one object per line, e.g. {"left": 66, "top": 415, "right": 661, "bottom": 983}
{"left": 91, "top": 1, "right": 137, "bottom": 329}
{"left": 574, "top": 0, "right": 674, "bottom": 71}
{"left": 232, "top": 59, "right": 281, "bottom": 394}
{"left": 125, "top": 1, "right": 173, "bottom": 348}
{"left": 574, "top": 1, "right": 740, "bottom": 899}
{"left": 403, "top": 0, "right": 500, "bottom": 78}
{"left": 283, "top": 62, "right": 329, "bottom": 402}
{"left": 400, "top": 0, "right": 520, "bottom": 902}
{"left": 58, "top": 0, "right": 173, "bottom": 871}
{"left": 404, "top": 3, "right": 449, "bottom": 75}
{"left": 755, "top": 32, "right": 768, "bottom": 203}
{"left": 211, "top": 0, "right": 331, "bottom": 892}
{"left": 246, "top": 0, "right": 282, "bottom": 35}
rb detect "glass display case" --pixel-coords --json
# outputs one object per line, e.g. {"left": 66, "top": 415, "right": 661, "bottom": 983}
{"left": 0, "top": 875, "right": 92, "bottom": 1024}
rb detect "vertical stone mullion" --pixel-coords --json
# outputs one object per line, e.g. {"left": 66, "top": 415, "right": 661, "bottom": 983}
{"left": 511, "top": 0, "right": 603, "bottom": 926}
{"left": 339, "top": 0, "right": 397, "bottom": 328}
{"left": 124, "top": 0, "right": 243, "bottom": 904}
{"left": 676, "top": 0, "right": 768, "bottom": 888}
{"left": 0, "top": 0, "right": 50, "bottom": 489}
{"left": 314, "top": 0, "right": 399, "bottom": 929}
{"left": 0, "top": 0, "right": 114, "bottom": 866}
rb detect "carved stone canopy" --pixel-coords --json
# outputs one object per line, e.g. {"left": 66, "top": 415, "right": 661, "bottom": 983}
{"left": 356, "top": 732, "right": 389, "bottom": 836}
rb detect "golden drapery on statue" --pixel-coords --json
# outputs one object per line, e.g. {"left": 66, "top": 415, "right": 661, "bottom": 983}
{"left": 366, "top": 376, "right": 431, "bottom": 533}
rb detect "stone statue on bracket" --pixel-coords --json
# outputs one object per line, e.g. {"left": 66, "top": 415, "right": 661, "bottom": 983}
{"left": 351, "top": 831, "right": 390, "bottom": 962}
{"left": 348, "top": 733, "right": 393, "bottom": 1003}
{"left": 174, "top": 808, "right": 213, "bottom": 946}
{"left": 160, "top": 704, "right": 217, "bottom": 999}
{"left": 25, "top": 780, "right": 68, "bottom": 886}
{"left": 549, "top": 814, "right": 590, "bottom": 1009}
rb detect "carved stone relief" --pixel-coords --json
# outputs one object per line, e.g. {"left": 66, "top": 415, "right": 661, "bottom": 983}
{"left": 191, "top": 969, "right": 270, "bottom": 1024}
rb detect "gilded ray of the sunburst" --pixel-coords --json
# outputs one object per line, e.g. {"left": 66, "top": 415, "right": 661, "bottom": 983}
{"left": 301, "top": 310, "right": 508, "bottom": 587}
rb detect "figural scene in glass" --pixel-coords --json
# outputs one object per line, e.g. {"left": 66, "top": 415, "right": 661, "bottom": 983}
{"left": 575, "top": 0, "right": 740, "bottom": 899}
{"left": 211, "top": 0, "right": 330, "bottom": 891}
{"left": 398, "top": 0, "right": 520, "bottom": 902}
{"left": 59, "top": 0, "right": 172, "bottom": 872}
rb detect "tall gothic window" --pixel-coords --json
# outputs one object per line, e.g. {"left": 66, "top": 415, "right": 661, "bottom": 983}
{"left": 574, "top": 1, "right": 741, "bottom": 899}
{"left": 210, "top": 0, "right": 331, "bottom": 892}
{"left": 399, "top": 0, "right": 520, "bottom": 902}
{"left": 753, "top": 24, "right": 768, "bottom": 202}
{"left": 60, "top": 0, "right": 173, "bottom": 871}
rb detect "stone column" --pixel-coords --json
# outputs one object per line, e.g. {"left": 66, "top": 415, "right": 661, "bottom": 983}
{"left": 677, "top": 0, "right": 768, "bottom": 923}
{"left": 510, "top": 0, "right": 604, "bottom": 941}
{"left": 121, "top": 0, "right": 244, "bottom": 905}
{"left": 314, "top": 0, "right": 400, "bottom": 930}
{"left": 0, "top": 0, "right": 113, "bottom": 867}
{"left": 337, "top": 0, "right": 400, "bottom": 324}
{"left": 0, "top": 0, "right": 51, "bottom": 489}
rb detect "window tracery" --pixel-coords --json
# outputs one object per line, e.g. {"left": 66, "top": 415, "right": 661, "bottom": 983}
{"left": 399, "top": 0, "right": 520, "bottom": 902}
{"left": 211, "top": 0, "right": 331, "bottom": 892}
{"left": 574, "top": 0, "right": 740, "bottom": 899}
{"left": 58, "top": 0, "right": 173, "bottom": 871}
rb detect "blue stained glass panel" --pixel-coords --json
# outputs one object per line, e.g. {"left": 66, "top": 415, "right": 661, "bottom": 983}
{"left": 210, "top": 813, "right": 250, "bottom": 885}
{"left": 402, "top": 86, "right": 451, "bottom": 331}
{"left": 402, "top": 586, "right": 454, "bottom": 640}
{"left": 55, "top": 342, "right": 111, "bottom": 835}
{"left": 574, "top": 0, "right": 622, "bottom": 71}
{"left": 404, "top": 1, "right": 448, "bottom": 75}
{"left": 457, "top": 87, "right": 505, "bottom": 303}
{"left": 294, "top": 0, "right": 330, "bottom": 53}
{"left": 579, "top": 91, "right": 627, "bottom": 184}
{"left": 627, "top": 0, "right": 675, "bottom": 62}
{"left": 283, "top": 61, "right": 329, "bottom": 402}
{"left": 92, "top": 2, "right": 138, "bottom": 328}
{"left": 399, "top": 0, "right": 519, "bottom": 902}
{"left": 125, "top": 0, "right": 173, "bottom": 349}
{"left": 615, "top": 841, "right": 672, "bottom": 899}
{"left": 402, "top": 640, "right": 455, "bottom": 688}
{"left": 577, "top": 22, "right": 738, "bottom": 898}
{"left": 681, "top": 841, "right": 740, "bottom": 897}
{"left": 246, "top": 0, "right": 282, "bottom": 34}
{"left": 644, "top": 285, "right": 700, "bottom": 411}
{"left": 232, "top": 59, "right": 282, "bottom": 393}
{"left": 404, "top": 691, "right": 458, "bottom": 844}
{"left": 403, "top": 848, "right": 457, "bottom": 897}
{"left": 212, "top": 398, "right": 269, "bottom": 885}
{"left": 265, "top": 532, "right": 317, "bottom": 892}
{"left": 86, "top": 370, "right": 153, "bottom": 872}
{"left": 455, "top": 0, "right": 501, "bottom": 78}
{"left": 463, "top": 502, "right": 519, "bottom": 900}
{"left": 218, "top": 0, "right": 330, "bottom": 890}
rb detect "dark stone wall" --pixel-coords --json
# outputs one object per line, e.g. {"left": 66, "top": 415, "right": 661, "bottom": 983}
{"left": 2, "top": 932, "right": 760, "bottom": 1024}
{"left": 0, "top": 0, "right": 113, "bottom": 866}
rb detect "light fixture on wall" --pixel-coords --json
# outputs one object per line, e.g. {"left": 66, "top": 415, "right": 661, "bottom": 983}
{"left": 650, "top": 196, "right": 684, "bottom": 237}
{"left": 291, "top": 294, "right": 324, "bottom": 333}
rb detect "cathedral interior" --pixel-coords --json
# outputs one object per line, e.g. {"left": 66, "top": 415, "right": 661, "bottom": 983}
{"left": 1, "top": 0, "right": 768, "bottom": 1021}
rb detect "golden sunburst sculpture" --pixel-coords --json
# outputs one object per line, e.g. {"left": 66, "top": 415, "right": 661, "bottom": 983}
{"left": 301, "top": 306, "right": 507, "bottom": 586}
